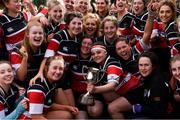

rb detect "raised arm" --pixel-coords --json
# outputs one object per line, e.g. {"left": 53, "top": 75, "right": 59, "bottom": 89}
{"left": 142, "top": 0, "right": 158, "bottom": 45}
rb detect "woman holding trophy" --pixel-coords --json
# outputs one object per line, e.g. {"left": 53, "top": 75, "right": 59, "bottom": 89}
{"left": 85, "top": 41, "right": 123, "bottom": 118}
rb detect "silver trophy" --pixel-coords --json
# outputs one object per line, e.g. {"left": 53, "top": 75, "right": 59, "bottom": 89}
{"left": 79, "top": 67, "right": 99, "bottom": 106}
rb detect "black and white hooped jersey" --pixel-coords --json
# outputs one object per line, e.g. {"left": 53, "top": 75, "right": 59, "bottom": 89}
{"left": 26, "top": 78, "right": 56, "bottom": 114}
{"left": 152, "top": 20, "right": 179, "bottom": 48}
{"left": 70, "top": 55, "right": 97, "bottom": 93}
{"left": 45, "top": 29, "right": 81, "bottom": 69}
{"left": 118, "top": 12, "right": 145, "bottom": 38}
{"left": 45, "top": 21, "right": 66, "bottom": 36}
{"left": 0, "top": 12, "right": 31, "bottom": 51}
{"left": 95, "top": 56, "right": 123, "bottom": 85}
{"left": 10, "top": 43, "right": 47, "bottom": 82}
{"left": 135, "top": 11, "right": 148, "bottom": 21}
{"left": 0, "top": 85, "right": 19, "bottom": 119}
{"left": 97, "top": 36, "right": 117, "bottom": 58}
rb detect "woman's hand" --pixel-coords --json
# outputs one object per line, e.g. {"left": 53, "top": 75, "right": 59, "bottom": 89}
{"left": 29, "top": 72, "right": 44, "bottom": 85}
{"left": 87, "top": 83, "right": 95, "bottom": 94}
{"left": 147, "top": 0, "right": 159, "bottom": 15}
{"left": 20, "top": 99, "right": 28, "bottom": 110}
{"left": 19, "top": 46, "right": 28, "bottom": 58}
{"left": 67, "top": 106, "right": 79, "bottom": 115}
{"left": 18, "top": 87, "right": 26, "bottom": 96}
{"left": 39, "top": 16, "right": 49, "bottom": 26}
{"left": 47, "top": 33, "right": 54, "bottom": 42}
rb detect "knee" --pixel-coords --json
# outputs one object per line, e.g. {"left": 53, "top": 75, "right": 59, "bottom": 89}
{"left": 87, "top": 101, "right": 103, "bottom": 118}
{"left": 61, "top": 111, "right": 73, "bottom": 119}
{"left": 108, "top": 102, "right": 120, "bottom": 115}
{"left": 88, "top": 107, "right": 103, "bottom": 118}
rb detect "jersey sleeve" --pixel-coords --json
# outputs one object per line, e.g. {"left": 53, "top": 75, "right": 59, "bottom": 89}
{"left": 107, "top": 61, "right": 123, "bottom": 84}
{"left": 27, "top": 85, "right": 45, "bottom": 114}
{"left": 134, "top": 38, "right": 151, "bottom": 54}
{"left": 165, "top": 22, "right": 179, "bottom": 47}
{"left": 35, "top": 7, "right": 48, "bottom": 17}
{"left": 0, "top": 101, "right": 5, "bottom": 119}
{"left": 22, "top": 11, "right": 32, "bottom": 22}
{"left": 118, "top": 13, "right": 134, "bottom": 35}
{"left": 44, "top": 33, "right": 61, "bottom": 58}
{"left": 10, "top": 51, "right": 22, "bottom": 71}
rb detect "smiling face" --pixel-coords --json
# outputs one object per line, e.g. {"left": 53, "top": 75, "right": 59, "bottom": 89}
{"left": 49, "top": 4, "right": 63, "bottom": 23}
{"left": 96, "top": 0, "right": 107, "bottom": 13}
{"left": 84, "top": 17, "right": 97, "bottom": 36}
{"left": 159, "top": 5, "right": 173, "bottom": 25}
{"left": 76, "top": 0, "right": 88, "bottom": 14}
{"left": 109, "top": 3, "right": 118, "bottom": 15}
{"left": 104, "top": 21, "right": 117, "bottom": 40}
{"left": 171, "top": 60, "right": 180, "bottom": 81}
{"left": 46, "top": 59, "right": 64, "bottom": 82}
{"left": 115, "top": 0, "right": 127, "bottom": 13}
{"left": 68, "top": 17, "right": 83, "bottom": 36}
{"left": 138, "top": 57, "right": 153, "bottom": 77}
{"left": 115, "top": 40, "right": 131, "bottom": 60}
{"left": 28, "top": 26, "right": 44, "bottom": 48}
{"left": 5, "top": 0, "right": 22, "bottom": 14}
{"left": 81, "top": 38, "right": 93, "bottom": 55}
{"left": 91, "top": 49, "right": 107, "bottom": 64}
{"left": 132, "top": 0, "right": 145, "bottom": 16}
{"left": 64, "top": 0, "right": 74, "bottom": 12}
{"left": 0, "top": 63, "right": 14, "bottom": 86}
{"left": 91, "top": 45, "right": 107, "bottom": 64}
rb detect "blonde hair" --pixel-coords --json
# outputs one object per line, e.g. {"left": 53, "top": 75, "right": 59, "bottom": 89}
{"left": 170, "top": 54, "right": 180, "bottom": 65}
{"left": 83, "top": 13, "right": 100, "bottom": 37}
{"left": 169, "top": 54, "right": 180, "bottom": 91}
{"left": 44, "top": 55, "right": 65, "bottom": 76}
{"left": 47, "top": 0, "right": 65, "bottom": 19}
{"left": 101, "top": 15, "right": 118, "bottom": 29}
{"left": 23, "top": 20, "right": 46, "bottom": 57}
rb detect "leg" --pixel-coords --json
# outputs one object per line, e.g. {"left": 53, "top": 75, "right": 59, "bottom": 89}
{"left": 108, "top": 96, "right": 132, "bottom": 119}
{"left": 64, "top": 89, "right": 75, "bottom": 106}
{"left": 75, "top": 110, "right": 88, "bottom": 119}
{"left": 46, "top": 110, "right": 73, "bottom": 119}
{"left": 55, "top": 88, "right": 69, "bottom": 105}
{"left": 87, "top": 100, "right": 103, "bottom": 118}
{"left": 102, "top": 91, "right": 120, "bottom": 104}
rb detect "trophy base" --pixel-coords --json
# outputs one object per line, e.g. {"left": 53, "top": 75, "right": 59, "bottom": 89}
{"left": 79, "top": 94, "right": 95, "bottom": 106}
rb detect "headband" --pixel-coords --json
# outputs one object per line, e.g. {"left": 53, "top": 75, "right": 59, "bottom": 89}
{"left": 91, "top": 45, "right": 106, "bottom": 52}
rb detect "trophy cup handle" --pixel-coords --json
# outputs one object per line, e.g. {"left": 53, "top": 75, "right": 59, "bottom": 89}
{"left": 84, "top": 91, "right": 90, "bottom": 97}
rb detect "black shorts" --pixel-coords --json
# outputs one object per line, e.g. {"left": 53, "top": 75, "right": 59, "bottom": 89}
{"left": 124, "top": 86, "right": 144, "bottom": 105}
{"left": 56, "top": 69, "right": 71, "bottom": 90}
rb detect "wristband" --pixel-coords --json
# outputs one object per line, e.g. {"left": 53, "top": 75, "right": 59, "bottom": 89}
{"left": 132, "top": 104, "right": 142, "bottom": 114}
